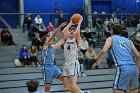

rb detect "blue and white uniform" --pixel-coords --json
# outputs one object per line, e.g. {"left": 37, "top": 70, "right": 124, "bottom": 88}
{"left": 42, "top": 46, "right": 61, "bottom": 84}
{"left": 63, "top": 38, "right": 80, "bottom": 77}
{"left": 111, "top": 35, "right": 139, "bottom": 91}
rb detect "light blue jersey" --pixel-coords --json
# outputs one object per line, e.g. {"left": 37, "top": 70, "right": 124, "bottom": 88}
{"left": 42, "top": 46, "right": 62, "bottom": 84}
{"left": 111, "top": 35, "right": 139, "bottom": 91}
{"left": 42, "top": 46, "right": 55, "bottom": 66}
{"left": 111, "top": 35, "right": 135, "bottom": 66}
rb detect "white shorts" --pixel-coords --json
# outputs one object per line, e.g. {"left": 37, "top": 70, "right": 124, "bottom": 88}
{"left": 62, "top": 60, "right": 80, "bottom": 77}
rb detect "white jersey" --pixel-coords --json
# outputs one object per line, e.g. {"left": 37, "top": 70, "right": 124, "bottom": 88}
{"left": 64, "top": 38, "right": 78, "bottom": 62}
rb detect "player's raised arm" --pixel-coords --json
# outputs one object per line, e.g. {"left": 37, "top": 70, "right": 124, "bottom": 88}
{"left": 47, "top": 22, "right": 67, "bottom": 44}
{"left": 75, "top": 16, "right": 83, "bottom": 45}
{"left": 62, "top": 20, "right": 73, "bottom": 40}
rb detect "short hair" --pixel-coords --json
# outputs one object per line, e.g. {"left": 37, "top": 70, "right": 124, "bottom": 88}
{"left": 26, "top": 80, "right": 39, "bottom": 92}
{"left": 112, "top": 24, "right": 122, "bottom": 35}
{"left": 69, "top": 27, "right": 76, "bottom": 30}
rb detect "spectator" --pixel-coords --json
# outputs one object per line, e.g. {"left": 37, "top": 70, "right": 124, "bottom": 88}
{"left": 54, "top": 3, "right": 62, "bottom": 27}
{"left": 130, "top": 36, "right": 140, "bottom": 51}
{"left": 26, "top": 80, "right": 47, "bottom": 93}
{"left": 78, "top": 48, "right": 86, "bottom": 77}
{"left": 116, "top": 20, "right": 128, "bottom": 38}
{"left": 110, "top": 14, "right": 118, "bottom": 24}
{"left": 47, "top": 22, "right": 54, "bottom": 37}
{"left": 22, "top": 14, "right": 32, "bottom": 33}
{"left": 82, "top": 27, "right": 93, "bottom": 44}
{"left": 38, "top": 23, "right": 47, "bottom": 38}
{"left": 19, "top": 45, "right": 30, "bottom": 67}
{"left": 29, "top": 45, "right": 38, "bottom": 66}
{"left": 29, "top": 24, "right": 39, "bottom": 40}
{"left": 0, "top": 26, "right": 16, "bottom": 46}
{"left": 34, "top": 13, "right": 43, "bottom": 29}
{"left": 85, "top": 47, "right": 97, "bottom": 70}
{"left": 104, "top": 22, "right": 112, "bottom": 38}
{"left": 103, "top": 18, "right": 109, "bottom": 29}
{"left": 58, "top": 13, "right": 66, "bottom": 26}
{"left": 80, "top": 36, "right": 89, "bottom": 56}
{"left": 32, "top": 33, "right": 43, "bottom": 54}
{"left": 131, "top": 28, "right": 140, "bottom": 43}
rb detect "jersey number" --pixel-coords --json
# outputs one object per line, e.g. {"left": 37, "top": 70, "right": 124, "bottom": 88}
{"left": 67, "top": 45, "right": 70, "bottom": 50}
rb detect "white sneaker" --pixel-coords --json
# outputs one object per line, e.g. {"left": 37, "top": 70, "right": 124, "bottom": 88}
{"left": 82, "top": 73, "right": 87, "bottom": 77}
{"left": 83, "top": 90, "right": 90, "bottom": 93}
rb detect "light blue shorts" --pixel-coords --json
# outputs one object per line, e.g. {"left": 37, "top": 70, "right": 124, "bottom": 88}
{"left": 113, "top": 65, "right": 139, "bottom": 91}
{"left": 43, "top": 64, "right": 62, "bottom": 84}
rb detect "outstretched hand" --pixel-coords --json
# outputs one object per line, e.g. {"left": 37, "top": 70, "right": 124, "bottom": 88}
{"left": 59, "top": 22, "right": 67, "bottom": 28}
{"left": 92, "top": 63, "right": 98, "bottom": 70}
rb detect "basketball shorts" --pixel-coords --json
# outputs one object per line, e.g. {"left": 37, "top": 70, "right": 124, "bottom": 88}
{"left": 113, "top": 65, "right": 139, "bottom": 91}
{"left": 62, "top": 60, "right": 80, "bottom": 77}
{"left": 43, "top": 64, "right": 62, "bottom": 84}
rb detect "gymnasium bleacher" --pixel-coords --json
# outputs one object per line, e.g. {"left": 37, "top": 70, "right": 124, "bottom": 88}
{"left": 0, "top": 29, "right": 117, "bottom": 93}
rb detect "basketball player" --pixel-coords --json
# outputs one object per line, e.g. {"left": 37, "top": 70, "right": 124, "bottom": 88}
{"left": 92, "top": 24, "right": 140, "bottom": 93}
{"left": 42, "top": 22, "right": 66, "bottom": 92}
{"left": 61, "top": 16, "right": 86, "bottom": 93}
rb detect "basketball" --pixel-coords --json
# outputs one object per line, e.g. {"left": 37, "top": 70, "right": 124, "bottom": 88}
{"left": 71, "top": 14, "right": 81, "bottom": 24}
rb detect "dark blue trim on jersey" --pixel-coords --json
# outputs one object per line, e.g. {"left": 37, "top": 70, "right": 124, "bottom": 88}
{"left": 74, "top": 62, "right": 76, "bottom": 75}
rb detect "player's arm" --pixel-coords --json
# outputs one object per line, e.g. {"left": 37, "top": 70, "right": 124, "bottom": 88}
{"left": 62, "top": 21, "right": 73, "bottom": 40}
{"left": 53, "top": 39, "right": 65, "bottom": 49}
{"left": 92, "top": 37, "right": 112, "bottom": 70}
{"left": 75, "top": 16, "right": 83, "bottom": 45}
{"left": 130, "top": 40, "right": 140, "bottom": 67}
{"left": 47, "top": 22, "right": 67, "bottom": 44}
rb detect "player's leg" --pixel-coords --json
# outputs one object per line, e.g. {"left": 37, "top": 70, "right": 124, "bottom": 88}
{"left": 130, "top": 89, "right": 138, "bottom": 93}
{"left": 63, "top": 77, "right": 71, "bottom": 90}
{"left": 68, "top": 61, "right": 83, "bottom": 93}
{"left": 113, "top": 90, "right": 124, "bottom": 93}
{"left": 130, "top": 65, "right": 139, "bottom": 93}
{"left": 45, "top": 84, "right": 51, "bottom": 92}
{"left": 43, "top": 66, "right": 54, "bottom": 92}
{"left": 69, "top": 76, "right": 83, "bottom": 93}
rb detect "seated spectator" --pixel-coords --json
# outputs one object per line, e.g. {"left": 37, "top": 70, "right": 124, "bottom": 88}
{"left": 34, "top": 13, "right": 43, "bottom": 29}
{"left": 38, "top": 23, "right": 47, "bottom": 38}
{"left": 80, "top": 36, "right": 89, "bottom": 56}
{"left": 104, "top": 22, "right": 112, "bottom": 38}
{"left": 78, "top": 48, "right": 86, "bottom": 77}
{"left": 29, "top": 24, "right": 39, "bottom": 40}
{"left": 47, "top": 22, "right": 54, "bottom": 37}
{"left": 120, "top": 20, "right": 128, "bottom": 38}
{"left": 85, "top": 47, "right": 97, "bottom": 70}
{"left": 106, "top": 50, "right": 114, "bottom": 68}
{"left": 132, "top": 28, "right": 140, "bottom": 43}
{"left": 110, "top": 14, "right": 118, "bottom": 24}
{"left": 0, "top": 26, "right": 16, "bottom": 46}
{"left": 130, "top": 35, "right": 140, "bottom": 51}
{"left": 82, "top": 27, "right": 93, "bottom": 44}
{"left": 103, "top": 18, "right": 109, "bottom": 29}
{"left": 26, "top": 80, "right": 47, "bottom": 93}
{"left": 32, "top": 33, "right": 43, "bottom": 54}
{"left": 29, "top": 45, "right": 38, "bottom": 66}
{"left": 19, "top": 45, "right": 30, "bottom": 67}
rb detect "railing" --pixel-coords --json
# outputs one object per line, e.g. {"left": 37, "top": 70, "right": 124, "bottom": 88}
{"left": 0, "top": 13, "right": 140, "bottom": 29}
{"left": 0, "top": 13, "right": 70, "bottom": 29}
{"left": 85, "top": 13, "right": 140, "bottom": 28}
